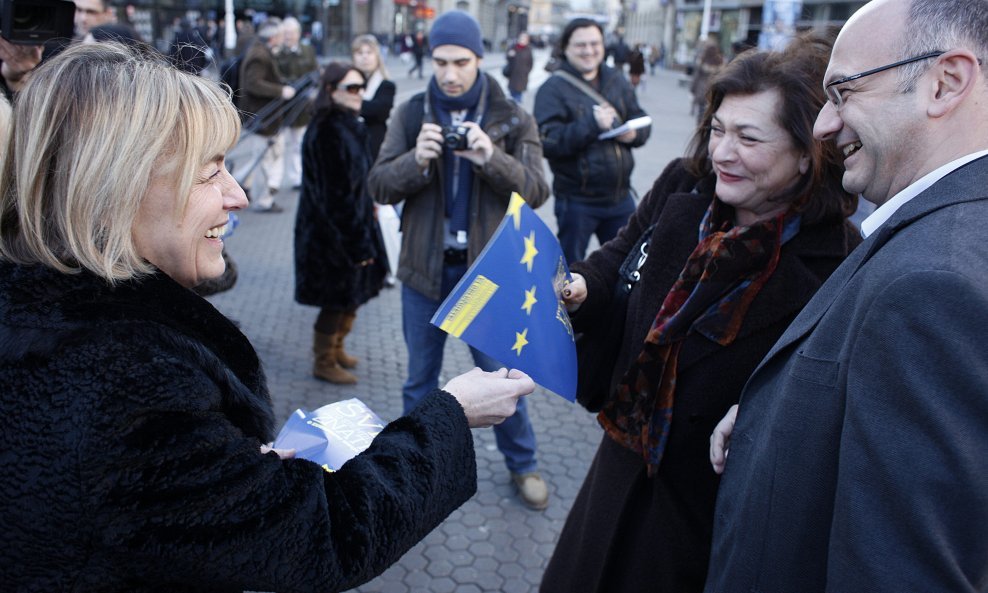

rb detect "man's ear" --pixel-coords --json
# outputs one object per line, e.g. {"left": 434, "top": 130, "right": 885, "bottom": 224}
{"left": 927, "top": 50, "right": 980, "bottom": 119}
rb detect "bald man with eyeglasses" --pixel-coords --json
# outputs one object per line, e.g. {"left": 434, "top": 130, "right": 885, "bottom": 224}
{"left": 705, "top": 1, "right": 988, "bottom": 591}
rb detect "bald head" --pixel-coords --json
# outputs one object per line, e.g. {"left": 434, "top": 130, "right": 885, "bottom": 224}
{"left": 814, "top": 0, "right": 988, "bottom": 204}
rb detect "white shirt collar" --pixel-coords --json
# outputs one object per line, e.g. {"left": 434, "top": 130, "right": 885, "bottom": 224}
{"left": 860, "top": 149, "right": 988, "bottom": 237}
{"left": 362, "top": 70, "right": 384, "bottom": 101}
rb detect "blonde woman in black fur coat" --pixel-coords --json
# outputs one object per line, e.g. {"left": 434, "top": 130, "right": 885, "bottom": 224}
{"left": 0, "top": 43, "right": 535, "bottom": 593}
{"left": 294, "top": 61, "right": 388, "bottom": 384}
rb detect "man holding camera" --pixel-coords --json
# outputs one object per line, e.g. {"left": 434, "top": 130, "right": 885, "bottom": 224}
{"left": 368, "top": 11, "right": 551, "bottom": 510}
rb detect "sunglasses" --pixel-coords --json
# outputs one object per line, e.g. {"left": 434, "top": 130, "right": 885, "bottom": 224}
{"left": 340, "top": 83, "right": 366, "bottom": 95}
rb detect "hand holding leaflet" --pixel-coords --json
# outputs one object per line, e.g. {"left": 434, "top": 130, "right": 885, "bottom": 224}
{"left": 273, "top": 398, "right": 385, "bottom": 472}
{"left": 598, "top": 115, "right": 652, "bottom": 140}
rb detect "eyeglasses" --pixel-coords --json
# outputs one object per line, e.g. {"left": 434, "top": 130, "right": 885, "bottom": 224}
{"left": 340, "top": 83, "right": 366, "bottom": 95}
{"left": 569, "top": 40, "right": 602, "bottom": 51}
{"left": 824, "top": 51, "right": 944, "bottom": 110}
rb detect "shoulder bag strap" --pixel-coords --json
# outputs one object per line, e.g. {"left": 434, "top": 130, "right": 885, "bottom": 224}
{"left": 552, "top": 70, "right": 613, "bottom": 109}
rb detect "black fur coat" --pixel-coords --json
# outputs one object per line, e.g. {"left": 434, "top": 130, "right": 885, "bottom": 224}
{"left": 294, "top": 109, "right": 387, "bottom": 310}
{"left": 0, "top": 263, "right": 476, "bottom": 592}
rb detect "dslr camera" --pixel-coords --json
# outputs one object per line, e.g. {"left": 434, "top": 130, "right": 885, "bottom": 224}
{"left": 442, "top": 124, "right": 470, "bottom": 151}
{"left": 1, "top": 0, "right": 75, "bottom": 45}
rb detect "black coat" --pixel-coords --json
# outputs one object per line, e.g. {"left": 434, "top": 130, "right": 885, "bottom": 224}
{"left": 294, "top": 109, "right": 387, "bottom": 310}
{"left": 360, "top": 76, "right": 396, "bottom": 162}
{"left": 169, "top": 25, "right": 209, "bottom": 74}
{"left": 540, "top": 160, "right": 861, "bottom": 593}
{"left": 0, "top": 262, "right": 477, "bottom": 593}
{"left": 505, "top": 43, "right": 534, "bottom": 93}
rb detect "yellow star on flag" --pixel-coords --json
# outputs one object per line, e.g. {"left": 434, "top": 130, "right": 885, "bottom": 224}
{"left": 507, "top": 192, "right": 525, "bottom": 230}
{"left": 521, "top": 286, "right": 537, "bottom": 315}
{"left": 512, "top": 328, "right": 529, "bottom": 356}
{"left": 520, "top": 231, "right": 538, "bottom": 272}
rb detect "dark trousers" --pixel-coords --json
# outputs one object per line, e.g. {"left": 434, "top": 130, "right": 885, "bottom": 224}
{"left": 554, "top": 193, "right": 637, "bottom": 264}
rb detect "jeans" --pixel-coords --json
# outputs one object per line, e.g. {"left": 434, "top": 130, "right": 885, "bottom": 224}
{"left": 401, "top": 263, "right": 539, "bottom": 474}
{"left": 554, "top": 193, "right": 637, "bottom": 264}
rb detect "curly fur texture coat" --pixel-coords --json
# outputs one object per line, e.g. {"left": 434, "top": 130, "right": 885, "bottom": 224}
{"left": 294, "top": 109, "right": 387, "bottom": 310}
{"left": 0, "top": 263, "right": 476, "bottom": 592}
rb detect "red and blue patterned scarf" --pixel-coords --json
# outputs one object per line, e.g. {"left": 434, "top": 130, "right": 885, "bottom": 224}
{"left": 599, "top": 200, "right": 801, "bottom": 475}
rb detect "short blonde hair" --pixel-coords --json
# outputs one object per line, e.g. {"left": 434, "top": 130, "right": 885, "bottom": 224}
{"left": 0, "top": 43, "right": 240, "bottom": 283}
{"left": 0, "top": 93, "right": 10, "bottom": 162}
{"left": 351, "top": 34, "right": 389, "bottom": 80}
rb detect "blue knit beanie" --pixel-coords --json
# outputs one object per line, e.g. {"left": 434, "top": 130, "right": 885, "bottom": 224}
{"left": 429, "top": 11, "right": 484, "bottom": 57}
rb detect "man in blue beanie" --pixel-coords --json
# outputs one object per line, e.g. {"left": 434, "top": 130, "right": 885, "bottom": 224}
{"left": 368, "top": 11, "right": 552, "bottom": 510}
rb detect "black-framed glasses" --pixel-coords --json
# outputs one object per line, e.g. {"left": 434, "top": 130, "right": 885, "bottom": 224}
{"left": 824, "top": 51, "right": 944, "bottom": 109}
{"left": 340, "top": 83, "right": 366, "bottom": 95}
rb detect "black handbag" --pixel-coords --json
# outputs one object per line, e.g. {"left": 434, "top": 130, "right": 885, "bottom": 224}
{"left": 574, "top": 222, "right": 658, "bottom": 412}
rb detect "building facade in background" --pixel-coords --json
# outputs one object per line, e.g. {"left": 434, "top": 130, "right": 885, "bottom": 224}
{"left": 113, "top": 0, "right": 861, "bottom": 67}
{"left": 115, "top": 0, "right": 543, "bottom": 58}
{"left": 670, "top": 0, "right": 865, "bottom": 68}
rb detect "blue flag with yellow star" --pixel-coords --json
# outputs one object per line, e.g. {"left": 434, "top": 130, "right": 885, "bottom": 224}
{"left": 430, "top": 193, "right": 577, "bottom": 401}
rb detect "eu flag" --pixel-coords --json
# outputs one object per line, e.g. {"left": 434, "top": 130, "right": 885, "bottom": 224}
{"left": 431, "top": 193, "right": 577, "bottom": 401}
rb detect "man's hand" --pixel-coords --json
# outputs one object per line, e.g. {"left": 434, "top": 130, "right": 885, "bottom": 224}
{"left": 453, "top": 121, "right": 494, "bottom": 166}
{"left": 592, "top": 104, "right": 620, "bottom": 131}
{"left": 561, "top": 273, "right": 587, "bottom": 312}
{"left": 443, "top": 367, "right": 536, "bottom": 428}
{"left": 281, "top": 85, "right": 296, "bottom": 100}
{"left": 414, "top": 122, "right": 444, "bottom": 169}
{"left": 710, "top": 404, "right": 739, "bottom": 474}
{"left": 616, "top": 129, "right": 638, "bottom": 144}
{"left": 0, "top": 38, "right": 43, "bottom": 93}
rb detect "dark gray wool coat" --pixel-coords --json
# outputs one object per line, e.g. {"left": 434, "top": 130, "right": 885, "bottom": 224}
{"left": 0, "top": 262, "right": 476, "bottom": 592}
{"left": 294, "top": 108, "right": 387, "bottom": 310}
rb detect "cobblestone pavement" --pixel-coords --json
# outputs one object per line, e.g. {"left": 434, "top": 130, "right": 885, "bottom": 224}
{"left": 214, "top": 50, "right": 696, "bottom": 593}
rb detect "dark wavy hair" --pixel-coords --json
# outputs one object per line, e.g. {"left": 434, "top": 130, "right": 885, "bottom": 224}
{"left": 685, "top": 33, "right": 856, "bottom": 226}
{"left": 312, "top": 61, "right": 363, "bottom": 115}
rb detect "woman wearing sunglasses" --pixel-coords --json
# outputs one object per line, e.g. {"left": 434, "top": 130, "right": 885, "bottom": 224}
{"left": 294, "top": 61, "right": 387, "bottom": 384}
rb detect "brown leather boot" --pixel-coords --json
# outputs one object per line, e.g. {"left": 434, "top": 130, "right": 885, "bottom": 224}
{"left": 313, "top": 331, "right": 357, "bottom": 384}
{"left": 336, "top": 311, "right": 359, "bottom": 369}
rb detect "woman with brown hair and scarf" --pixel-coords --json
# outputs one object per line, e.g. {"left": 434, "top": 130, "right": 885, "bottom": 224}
{"left": 540, "top": 34, "right": 861, "bottom": 593}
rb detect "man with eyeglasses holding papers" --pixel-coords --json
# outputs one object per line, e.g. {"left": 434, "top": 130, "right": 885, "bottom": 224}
{"left": 533, "top": 17, "right": 651, "bottom": 265}
{"left": 705, "top": 1, "right": 988, "bottom": 591}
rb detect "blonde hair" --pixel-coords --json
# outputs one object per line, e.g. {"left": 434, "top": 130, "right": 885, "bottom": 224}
{"left": 0, "top": 42, "right": 240, "bottom": 283}
{"left": 351, "top": 34, "right": 389, "bottom": 80}
{"left": 0, "top": 93, "right": 10, "bottom": 163}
